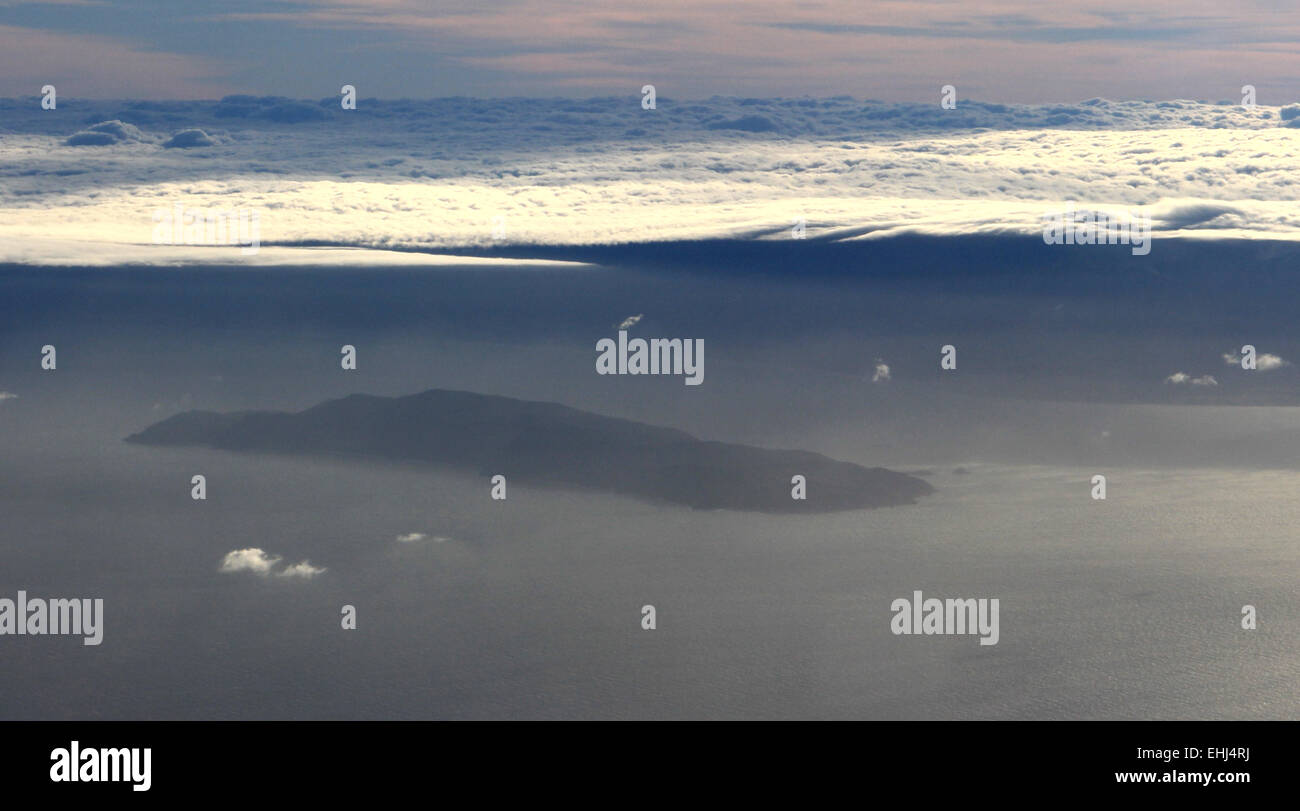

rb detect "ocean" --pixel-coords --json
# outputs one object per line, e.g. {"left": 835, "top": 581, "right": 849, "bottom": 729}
{"left": 0, "top": 251, "right": 1296, "bottom": 719}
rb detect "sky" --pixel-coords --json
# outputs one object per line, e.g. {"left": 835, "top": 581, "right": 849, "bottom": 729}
{"left": 1, "top": 1, "right": 1299, "bottom": 101}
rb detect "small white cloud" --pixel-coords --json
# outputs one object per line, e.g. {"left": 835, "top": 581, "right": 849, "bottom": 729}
{"left": 277, "top": 560, "right": 326, "bottom": 579}
{"left": 1258, "top": 353, "right": 1289, "bottom": 371}
{"left": 220, "top": 548, "right": 323, "bottom": 578}
{"left": 396, "top": 532, "right": 451, "bottom": 544}
{"left": 219, "top": 548, "right": 281, "bottom": 575}
{"left": 1165, "top": 371, "right": 1218, "bottom": 386}
{"left": 1222, "top": 351, "right": 1289, "bottom": 370}
{"left": 871, "top": 360, "right": 890, "bottom": 383}
{"left": 617, "top": 313, "right": 643, "bottom": 330}
{"left": 0, "top": 392, "right": 17, "bottom": 402}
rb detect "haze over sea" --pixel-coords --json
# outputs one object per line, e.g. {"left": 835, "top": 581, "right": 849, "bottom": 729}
{"left": 1, "top": 249, "right": 1295, "bottom": 719}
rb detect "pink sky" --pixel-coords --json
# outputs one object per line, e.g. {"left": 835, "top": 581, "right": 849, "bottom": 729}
{"left": 1, "top": 0, "right": 1299, "bottom": 100}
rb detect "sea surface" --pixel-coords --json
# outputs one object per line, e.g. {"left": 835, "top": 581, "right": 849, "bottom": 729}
{"left": 0, "top": 251, "right": 1296, "bottom": 719}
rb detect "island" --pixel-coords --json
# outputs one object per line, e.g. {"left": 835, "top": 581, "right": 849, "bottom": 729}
{"left": 126, "top": 388, "right": 933, "bottom": 513}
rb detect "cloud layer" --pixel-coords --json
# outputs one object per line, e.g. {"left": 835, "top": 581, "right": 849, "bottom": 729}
{"left": 4, "top": 96, "right": 1300, "bottom": 266}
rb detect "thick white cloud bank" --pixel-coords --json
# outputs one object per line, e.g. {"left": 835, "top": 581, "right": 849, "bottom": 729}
{"left": 2, "top": 95, "right": 1299, "bottom": 266}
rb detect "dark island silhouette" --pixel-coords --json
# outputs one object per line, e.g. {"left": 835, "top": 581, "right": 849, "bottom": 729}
{"left": 125, "top": 389, "right": 933, "bottom": 513}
